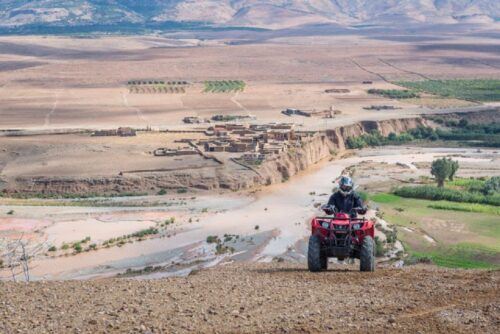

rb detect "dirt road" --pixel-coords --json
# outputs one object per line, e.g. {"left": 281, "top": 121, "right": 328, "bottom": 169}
{"left": 1, "top": 263, "right": 498, "bottom": 333}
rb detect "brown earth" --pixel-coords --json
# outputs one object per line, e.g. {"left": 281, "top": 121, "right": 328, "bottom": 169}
{"left": 0, "top": 262, "right": 498, "bottom": 333}
{"left": 0, "top": 35, "right": 499, "bottom": 130}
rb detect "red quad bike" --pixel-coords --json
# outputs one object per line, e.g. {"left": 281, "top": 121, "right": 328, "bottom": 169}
{"left": 308, "top": 205, "right": 375, "bottom": 272}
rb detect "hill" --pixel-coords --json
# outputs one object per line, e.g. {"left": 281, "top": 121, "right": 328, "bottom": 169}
{"left": 0, "top": 0, "right": 498, "bottom": 32}
{"left": 1, "top": 263, "right": 498, "bottom": 333}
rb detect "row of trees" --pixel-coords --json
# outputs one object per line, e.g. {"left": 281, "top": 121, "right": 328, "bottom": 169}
{"left": 128, "top": 80, "right": 188, "bottom": 86}
{"left": 367, "top": 89, "right": 420, "bottom": 99}
{"left": 204, "top": 80, "right": 246, "bottom": 93}
{"left": 345, "top": 124, "right": 500, "bottom": 150}
{"left": 129, "top": 86, "right": 186, "bottom": 94}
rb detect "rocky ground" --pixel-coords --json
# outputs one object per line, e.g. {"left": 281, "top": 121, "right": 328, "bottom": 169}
{"left": 1, "top": 262, "right": 498, "bottom": 333}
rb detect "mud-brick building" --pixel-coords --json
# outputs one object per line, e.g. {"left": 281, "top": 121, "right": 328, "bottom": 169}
{"left": 264, "top": 127, "right": 296, "bottom": 142}
{"left": 117, "top": 127, "right": 136, "bottom": 137}
{"left": 154, "top": 147, "right": 198, "bottom": 156}
{"left": 205, "top": 141, "right": 231, "bottom": 152}
{"left": 241, "top": 153, "right": 266, "bottom": 162}
{"left": 230, "top": 141, "right": 258, "bottom": 153}
{"left": 261, "top": 141, "right": 288, "bottom": 155}
{"left": 183, "top": 116, "right": 203, "bottom": 124}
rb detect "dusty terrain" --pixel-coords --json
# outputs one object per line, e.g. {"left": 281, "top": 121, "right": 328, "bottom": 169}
{"left": 0, "top": 35, "right": 498, "bottom": 130}
{"left": 1, "top": 262, "right": 499, "bottom": 334}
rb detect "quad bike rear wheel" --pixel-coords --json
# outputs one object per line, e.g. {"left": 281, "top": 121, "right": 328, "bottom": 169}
{"left": 308, "top": 235, "right": 326, "bottom": 272}
{"left": 360, "top": 236, "right": 375, "bottom": 272}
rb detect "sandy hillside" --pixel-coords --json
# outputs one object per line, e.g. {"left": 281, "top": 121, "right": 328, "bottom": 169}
{"left": 1, "top": 263, "right": 498, "bottom": 333}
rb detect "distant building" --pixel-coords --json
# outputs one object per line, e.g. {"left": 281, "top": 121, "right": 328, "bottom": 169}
{"left": 154, "top": 147, "right": 198, "bottom": 156}
{"left": 92, "top": 127, "right": 136, "bottom": 137}
{"left": 282, "top": 108, "right": 311, "bottom": 117}
{"left": 117, "top": 127, "right": 136, "bottom": 137}
{"left": 183, "top": 116, "right": 204, "bottom": 124}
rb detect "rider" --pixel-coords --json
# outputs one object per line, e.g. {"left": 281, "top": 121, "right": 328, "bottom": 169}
{"left": 326, "top": 176, "right": 366, "bottom": 216}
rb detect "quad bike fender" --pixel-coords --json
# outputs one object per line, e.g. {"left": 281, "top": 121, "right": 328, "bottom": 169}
{"left": 359, "top": 220, "right": 375, "bottom": 239}
{"left": 311, "top": 218, "right": 328, "bottom": 239}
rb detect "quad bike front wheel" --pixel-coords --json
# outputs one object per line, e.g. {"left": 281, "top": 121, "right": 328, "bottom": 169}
{"left": 308, "top": 235, "right": 327, "bottom": 272}
{"left": 360, "top": 236, "right": 375, "bottom": 272}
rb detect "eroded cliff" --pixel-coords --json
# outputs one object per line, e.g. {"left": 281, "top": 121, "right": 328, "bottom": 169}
{"left": 2, "top": 117, "right": 430, "bottom": 196}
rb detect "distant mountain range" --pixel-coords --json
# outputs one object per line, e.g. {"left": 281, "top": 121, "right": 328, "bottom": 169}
{"left": 0, "top": 0, "right": 499, "bottom": 32}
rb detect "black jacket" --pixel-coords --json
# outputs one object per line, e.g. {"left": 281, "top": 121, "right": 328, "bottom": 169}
{"left": 327, "top": 191, "right": 364, "bottom": 214}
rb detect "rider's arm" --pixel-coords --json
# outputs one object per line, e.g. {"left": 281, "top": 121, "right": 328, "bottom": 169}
{"left": 353, "top": 194, "right": 364, "bottom": 208}
{"left": 353, "top": 193, "right": 367, "bottom": 214}
{"left": 327, "top": 192, "right": 340, "bottom": 211}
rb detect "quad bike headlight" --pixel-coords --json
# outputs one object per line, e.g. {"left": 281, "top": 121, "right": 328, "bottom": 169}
{"left": 321, "top": 222, "right": 330, "bottom": 229}
{"left": 352, "top": 223, "right": 362, "bottom": 230}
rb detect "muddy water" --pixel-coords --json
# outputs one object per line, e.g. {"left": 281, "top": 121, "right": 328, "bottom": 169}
{"left": 1, "top": 147, "right": 496, "bottom": 280}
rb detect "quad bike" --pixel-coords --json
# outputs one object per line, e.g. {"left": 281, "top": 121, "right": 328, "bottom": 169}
{"left": 308, "top": 205, "right": 375, "bottom": 272}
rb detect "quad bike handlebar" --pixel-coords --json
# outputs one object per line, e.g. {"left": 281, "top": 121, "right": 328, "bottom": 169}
{"left": 321, "top": 205, "right": 367, "bottom": 217}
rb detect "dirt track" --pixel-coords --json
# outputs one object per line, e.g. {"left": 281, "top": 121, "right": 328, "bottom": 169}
{"left": 1, "top": 263, "right": 498, "bottom": 333}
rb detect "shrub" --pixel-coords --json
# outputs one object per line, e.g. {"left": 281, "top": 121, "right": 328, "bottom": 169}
{"left": 164, "top": 217, "right": 175, "bottom": 225}
{"left": 428, "top": 202, "right": 500, "bottom": 215}
{"left": 73, "top": 243, "right": 83, "bottom": 253}
{"left": 177, "top": 188, "right": 188, "bottom": 194}
{"left": 48, "top": 246, "right": 57, "bottom": 252}
{"left": 483, "top": 176, "right": 500, "bottom": 195}
{"left": 255, "top": 225, "right": 260, "bottom": 230}
{"left": 157, "top": 189, "right": 167, "bottom": 195}
{"left": 394, "top": 185, "right": 500, "bottom": 206}
{"left": 7, "top": 210, "right": 14, "bottom": 215}
{"left": 61, "top": 243, "right": 70, "bottom": 250}
{"left": 458, "top": 119, "right": 468, "bottom": 128}
{"left": 368, "top": 89, "right": 419, "bottom": 99}
{"left": 346, "top": 136, "right": 366, "bottom": 149}
{"left": 131, "top": 228, "right": 159, "bottom": 238}
{"left": 374, "top": 237, "right": 385, "bottom": 257}
{"left": 206, "top": 235, "right": 219, "bottom": 244}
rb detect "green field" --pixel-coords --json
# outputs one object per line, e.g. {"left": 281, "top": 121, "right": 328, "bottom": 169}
{"left": 204, "top": 80, "right": 246, "bottom": 93}
{"left": 370, "top": 193, "right": 500, "bottom": 269}
{"left": 396, "top": 79, "right": 500, "bottom": 102}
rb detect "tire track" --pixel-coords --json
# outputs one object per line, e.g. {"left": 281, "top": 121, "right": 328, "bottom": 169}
{"left": 121, "top": 92, "right": 148, "bottom": 123}
{"left": 350, "top": 58, "right": 390, "bottom": 83}
{"left": 474, "top": 59, "right": 500, "bottom": 70}
{"left": 230, "top": 91, "right": 249, "bottom": 115}
{"left": 43, "top": 92, "right": 60, "bottom": 127}
{"left": 378, "top": 58, "right": 433, "bottom": 80}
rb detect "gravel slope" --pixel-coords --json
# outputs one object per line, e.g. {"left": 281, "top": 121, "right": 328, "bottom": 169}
{"left": 1, "top": 263, "right": 498, "bottom": 333}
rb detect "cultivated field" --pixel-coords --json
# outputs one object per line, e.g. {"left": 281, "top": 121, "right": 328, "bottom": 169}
{"left": 351, "top": 151, "right": 500, "bottom": 269}
{"left": 0, "top": 35, "right": 499, "bottom": 130}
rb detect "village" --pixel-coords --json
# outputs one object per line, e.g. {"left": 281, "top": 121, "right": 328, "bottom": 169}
{"left": 88, "top": 113, "right": 319, "bottom": 169}
{"left": 152, "top": 121, "right": 316, "bottom": 166}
